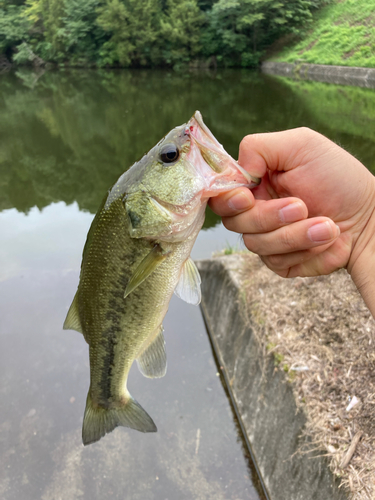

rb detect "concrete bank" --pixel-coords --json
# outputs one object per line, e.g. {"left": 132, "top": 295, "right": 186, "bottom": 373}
{"left": 262, "top": 61, "right": 375, "bottom": 88}
{"left": 196, "top": 255, "right": 347, "bottom": 500}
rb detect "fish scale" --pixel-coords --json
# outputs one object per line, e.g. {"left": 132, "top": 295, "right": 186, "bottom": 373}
{"left": 63, "top": 111, "right": 260, "bottom": 445}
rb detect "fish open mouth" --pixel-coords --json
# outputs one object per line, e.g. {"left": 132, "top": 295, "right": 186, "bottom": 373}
{"left": 186, "top": 110, "right": 261, "bottom": 189}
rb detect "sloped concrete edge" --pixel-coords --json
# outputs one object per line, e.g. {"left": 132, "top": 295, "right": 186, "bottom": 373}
{"left": 196, "top": 256, "right": 347, "bottom": 500}
{"left": 262, "top": 61, "right": 375, "bottom": 88}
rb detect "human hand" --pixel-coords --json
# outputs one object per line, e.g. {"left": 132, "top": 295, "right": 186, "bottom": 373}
{"left": 210, "top": 128, "right": 375, "bottom": 285}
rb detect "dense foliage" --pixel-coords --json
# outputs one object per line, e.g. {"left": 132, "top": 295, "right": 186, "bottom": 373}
{"left": 0, "top": 0, "right": 331, "bottom": 68}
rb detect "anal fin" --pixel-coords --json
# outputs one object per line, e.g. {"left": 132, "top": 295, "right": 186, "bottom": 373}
{"left": 136, "top": 326, "right": 167, "bottom": 378}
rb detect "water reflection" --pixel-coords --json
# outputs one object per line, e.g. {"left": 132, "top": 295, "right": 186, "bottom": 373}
{"left": 1, "top": 69, "right": 374, "bottom": 216}
{"left": 1, "top": 68, "right": 375, "bottom": 500}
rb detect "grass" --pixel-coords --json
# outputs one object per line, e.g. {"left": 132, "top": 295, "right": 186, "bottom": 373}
{"left": 271, "top": 0, "right": 375, "bottom": 68}
{"left": 213, "top": 241, "right": 248, "bottom": 257}
{"left": 239, "top": 252, "right": 375, "bottom": 499}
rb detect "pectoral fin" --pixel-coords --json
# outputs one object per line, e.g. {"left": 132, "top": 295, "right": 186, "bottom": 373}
{"left": 174, "top": 257, "right": 201, "bottom": 305}
{"left": 136, "top": 326, "right": 167, "bottom": 378}
{"left": 124, "top": 244, "right": 168, "bottom": 298}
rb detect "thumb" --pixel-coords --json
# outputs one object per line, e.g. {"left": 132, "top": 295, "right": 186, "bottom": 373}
{"left": 238, "top": 128, "right": 324, "bottom": 175}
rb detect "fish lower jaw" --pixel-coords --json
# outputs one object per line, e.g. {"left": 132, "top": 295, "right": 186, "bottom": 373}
{"left": 205, "top": 179, "right": 253, "bottom": 197}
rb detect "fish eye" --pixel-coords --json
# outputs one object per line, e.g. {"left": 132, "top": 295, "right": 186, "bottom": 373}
{"left": 160, "top": 144, "right": 179, "bottom": 164}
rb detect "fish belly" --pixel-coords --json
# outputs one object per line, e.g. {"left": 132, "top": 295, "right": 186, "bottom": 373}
{"left": 76, "top": 197, "right": 197, "bottom": 444}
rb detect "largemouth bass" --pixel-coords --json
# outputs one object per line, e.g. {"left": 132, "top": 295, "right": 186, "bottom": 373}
{"left": 64, "top": 111, "right": 260, "bottom": 446}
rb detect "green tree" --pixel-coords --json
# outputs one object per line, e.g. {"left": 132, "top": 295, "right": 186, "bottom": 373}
{"left": 160, "top": 0, "right": 204, "bottom": 66}
{"left": 60, "top": 0, "right": 105, "bottom": 64}
{"left": 25, "top": 0, "right": 65, "bottom": 59}
{"left": 206, "top": 0, "right": 323, "bottom": 67}
{"left": 0, "top": 2, "right": 30, "bottom": 58}
{"left": 96, "top": 0, "right": 162, "bottom": 67}
{"left": 1, "top": 0, "right": 333, "bottom": 67}
{"left": 197, "top": 0, "right": 216, "bottom": 11}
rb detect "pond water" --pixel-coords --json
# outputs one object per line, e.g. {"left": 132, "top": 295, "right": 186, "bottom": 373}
{"left": 1, "top": 68, "right": 375, "bottom": 500}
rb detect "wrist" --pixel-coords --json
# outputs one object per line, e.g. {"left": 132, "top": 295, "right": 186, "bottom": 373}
{"left": 348, "top": 185, "right": 375, "bottom": 316}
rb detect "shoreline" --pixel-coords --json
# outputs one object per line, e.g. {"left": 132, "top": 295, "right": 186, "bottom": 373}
{"left": 197, "top": 253, "right": 375, "bottom": 500}
{"left": 262, "top": 61, "right": 375, "bottom": 88}
{"left": 196, "top": 255, "right": 347, "bottom": 500}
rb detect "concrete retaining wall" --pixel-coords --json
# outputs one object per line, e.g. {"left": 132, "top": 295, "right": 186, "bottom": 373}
{"left": 196, "top": 256, "right": 348, "bottom": 500}
{"left": 262, "top": 61, "right": 375, "bottom": 88}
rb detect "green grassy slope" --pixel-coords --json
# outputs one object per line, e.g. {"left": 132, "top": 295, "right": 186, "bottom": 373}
{"left": 271, "top": 0, "right": 375, "bottom": 67}
{"left": 272, "top": 77, "right": 375, "bottom": 172}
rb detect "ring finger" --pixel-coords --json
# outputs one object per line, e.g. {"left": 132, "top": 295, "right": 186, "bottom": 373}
{"left": 242, "top": 218, "right": 340, "bottom": 256}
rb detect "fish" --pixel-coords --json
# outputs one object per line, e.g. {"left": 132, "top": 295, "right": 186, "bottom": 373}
{"left": 63, "top": 111, "right": 260, "bottom": 446}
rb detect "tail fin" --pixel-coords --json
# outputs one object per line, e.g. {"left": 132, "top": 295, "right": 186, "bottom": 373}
{"left": 82, "top": 391, "right": 157, "bottom": 446}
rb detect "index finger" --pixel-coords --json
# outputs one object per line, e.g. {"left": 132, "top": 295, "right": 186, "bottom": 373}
{"left": 209, "top": 187, "right": 254, "bottom": 217}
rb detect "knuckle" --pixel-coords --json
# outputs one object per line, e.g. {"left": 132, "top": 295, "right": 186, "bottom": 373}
{"left": 276, "top": 269, "right": 290, "bottom": 278}
{"left": 296, "top": 126, "right": 315, "bottom": 139}
{"left": 240, "top": 133, "right": 264, "bottom": 151}
{"left": 253, "top": 208, "right": 268, "bottom": 232}
{"left": 294, "top": 127, "right": 327, "bottom": 151}
{"left": 266, "top": 254, "right": 285, "bottom": 270}
{"left": 239, "top": 135, "right": 253, "bottom": 153}
{"left": 243, "top": 234, "right": 260, "bottom": 254}
{"left": 261, "top": 256, "right": 289, "bottom": 278}
{"left": 239, "top": 134, "right": 252, "bottom": 148}
{"left": 222, "top": 216, "right": 234, "bottom": 231}
{"left": 280, "top": 227, "right": 297, "bottom": 251}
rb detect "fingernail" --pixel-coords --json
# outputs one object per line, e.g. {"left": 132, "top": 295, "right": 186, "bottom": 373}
{"left": 279, "top": 202, "right": 305, "bottom": 223}
{"left": 308, "top": 221, "right": 337, "bottom": 242}
{"left": 228, "top": 192, "right": 252, "bottom": 211}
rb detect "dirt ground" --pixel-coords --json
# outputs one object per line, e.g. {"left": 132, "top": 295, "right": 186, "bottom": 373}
{"left": 238, "top": 253, "right": 375, "bottom": 500}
